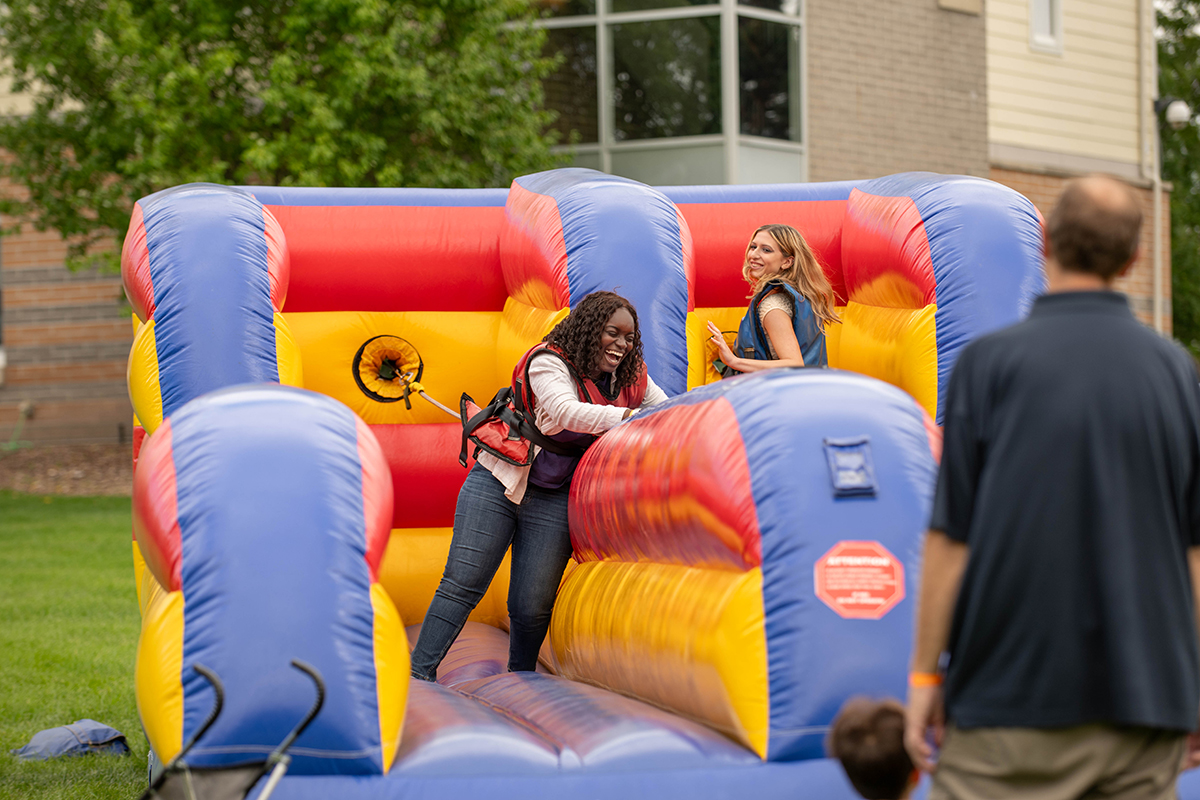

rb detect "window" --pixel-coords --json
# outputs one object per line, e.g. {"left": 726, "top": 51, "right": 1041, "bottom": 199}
{"left": 739, "top": 15, "right": 801, "bottom": 141}
{"left": 1029, "top": 0, "right": 1062, "bottom": 54}
{"left": 612, "top": 17, "right": 722, "bottom": 140}
{"left": 544, "top": 27, "right": 599, "bottom": 143}
{"left": 535, "top": 0, "right": 805, "bottom": 184}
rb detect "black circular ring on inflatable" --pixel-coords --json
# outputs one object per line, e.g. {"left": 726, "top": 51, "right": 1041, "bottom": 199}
{"left": 352, "top": 335, "right": 424, "bottom": 406}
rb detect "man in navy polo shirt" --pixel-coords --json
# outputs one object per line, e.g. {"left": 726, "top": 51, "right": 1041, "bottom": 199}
{"left": 905, "top": 174, "right": 1200, "bottom": 800}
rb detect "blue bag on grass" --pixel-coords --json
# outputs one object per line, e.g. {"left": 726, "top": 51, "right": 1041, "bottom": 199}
{"left": 11, "top": 719, "right": 129, "bottom": 760}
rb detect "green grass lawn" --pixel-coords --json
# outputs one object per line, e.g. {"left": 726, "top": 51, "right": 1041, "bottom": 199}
{"left": 0, "top": 491, "right": 146, "bottom": 800}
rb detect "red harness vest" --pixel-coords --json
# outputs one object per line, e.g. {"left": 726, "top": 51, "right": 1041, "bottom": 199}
{"left": 459, "top": 343, "right": 647, "bottom": 468}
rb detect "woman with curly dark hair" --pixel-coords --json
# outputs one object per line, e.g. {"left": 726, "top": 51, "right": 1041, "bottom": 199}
{"left": 410, "top": 290, "right": 667, "bottom": 681}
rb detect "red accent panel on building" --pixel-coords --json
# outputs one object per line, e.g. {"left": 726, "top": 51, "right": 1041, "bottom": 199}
{"left": 262, "top": 206, "right": 291, "bottom": 312}
{"left": 676, "top": 201, "right": 848, "bottom": 308}
{"left": 569, "top": 398, "right": 761, "bottom": 571}
{"left": 355, "top": 418, "right": 396, "bottom": 582}
{"left": 500, "top": 182, "right": 570, "bottom": 310}
{"left": 131, "top": 420, "right": 182, "bottom": 591}
{"left": 121, "top": 202, "right": 154, "bottom": 321}
{"left": 841, "top": 190, "right": 936, "bottom": 308}
{"left": 369, "top": 423, "right": 474, "bottom": 530}
{"left": 267, "top": 205, "right": 509, "bottom": 312}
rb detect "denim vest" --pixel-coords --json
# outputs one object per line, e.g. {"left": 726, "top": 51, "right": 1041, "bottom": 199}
{"left": 729, "top": 282, "right": 827, "bottom": 372}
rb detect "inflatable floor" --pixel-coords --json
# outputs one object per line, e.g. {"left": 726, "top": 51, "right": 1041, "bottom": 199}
{"left": 124, "top": 169, "right": 1045, "bottom": 799}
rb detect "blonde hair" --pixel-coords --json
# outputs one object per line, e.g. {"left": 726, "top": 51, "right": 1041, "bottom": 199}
{"left": 743, "top": 224, "right": 840, "bottom": 327}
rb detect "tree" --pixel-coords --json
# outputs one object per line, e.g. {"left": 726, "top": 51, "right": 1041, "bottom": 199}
{"left": 1158, "top": 0, "right": 1200, "bottom": 352}
{"left": 0, "top": 0, "right": 566, "bottom": 267}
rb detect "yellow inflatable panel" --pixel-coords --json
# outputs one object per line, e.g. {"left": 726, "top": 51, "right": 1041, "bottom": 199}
{"left": 686, "top": 303, "right": 936, "bottom": 419}
{"left": 833, "top": 302, "right": 938, "bottom": 419}
{"left": 284, "top": 311, "right": 502, "bottom": 425}
{"left": 551, "top": 561, "right": 769, "bottom": 757}
{"left": 370, "top": 583, "right": 409, "bottom": 772}
{"left": 136, "top": 581, "right": 185, "bottom": 762}
{"left": 496, "top": 298, "right": 567, "bottom": 378}
{"left": 377, "top": 527, "right": 512, "bottom": 630}
{"left": 133, "top": 540, "right": 149, "bottom": 612}
{"left": 686, "top": 308, "right": 744, "bottom": 389}
{"left": 274, "top": 312, "right": 305, "bottom": 389}
{"left": 128, "top": 319, "right": 164, "bottom": 434}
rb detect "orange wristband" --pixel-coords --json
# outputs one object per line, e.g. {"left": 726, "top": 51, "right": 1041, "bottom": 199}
{"left": 908, "top": 671, "right": 944, "bottom": 687}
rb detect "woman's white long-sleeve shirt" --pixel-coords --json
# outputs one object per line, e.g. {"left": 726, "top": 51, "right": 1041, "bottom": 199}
{"left": 476, "top": 356, "right": 668, "bottom": 502}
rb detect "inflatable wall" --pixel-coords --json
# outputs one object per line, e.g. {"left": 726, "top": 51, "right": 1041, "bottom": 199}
{"left": 122, "top": 169, "right": 1043, "bottom": 799}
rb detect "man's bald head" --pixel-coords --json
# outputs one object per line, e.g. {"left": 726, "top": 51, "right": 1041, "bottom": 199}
{"left": 1047, "top": 175, "right": 1142, "bottom": 280}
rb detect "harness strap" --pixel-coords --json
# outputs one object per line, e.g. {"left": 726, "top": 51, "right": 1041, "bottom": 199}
{"left": 460, "top": 388, "right": 512, "bottom": 467}
{"left": 515, "top": 347, "right": 590, "bottom": 415}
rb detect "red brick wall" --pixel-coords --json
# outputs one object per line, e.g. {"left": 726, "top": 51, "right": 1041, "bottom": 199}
{"left": 0, "top": 220, "right": 134, "bottom": 445}
{"left": 990, "top": 167, "right": 1171, "bottom": 335}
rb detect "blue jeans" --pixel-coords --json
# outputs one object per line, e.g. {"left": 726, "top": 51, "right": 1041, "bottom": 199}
{"left": 410, "top": 463, "right": 574, "bottom": 681}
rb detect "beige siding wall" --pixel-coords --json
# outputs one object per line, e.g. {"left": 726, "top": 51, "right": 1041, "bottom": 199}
{"left": 988, "top": 0, "right": 1141, "bottom": 166}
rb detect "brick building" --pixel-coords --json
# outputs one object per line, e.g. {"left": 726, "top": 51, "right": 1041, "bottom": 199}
{"left": 538, "top": 0, "right": 1169, "bottom": 331}
{"left": 0, "top": 0, "right": 1174, "bottom": 443}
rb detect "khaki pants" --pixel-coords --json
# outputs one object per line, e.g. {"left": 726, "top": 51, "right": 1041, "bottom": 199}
{"left": 930, "top": 724, "right": 1186, "bottom": 800}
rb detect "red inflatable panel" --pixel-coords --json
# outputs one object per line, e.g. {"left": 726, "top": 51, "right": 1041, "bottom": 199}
{"left": 132, "top": 418, "right": 182, "bottom": 591}
{"left": 677, "top": 201, "right": 847, "bottom": 308}
{"left": 130, "top": 424, "right": 148, "bottom": 543}
{"left": 354, "top": 418, "right": 396, "bottom": 581}
{"left": 370, "top": 423, "right": 474, "bottom": 530}
{"left": 262, "top": 206, "right": 290, "bottom": 312}
{"left": 569, "top": 398, "right": 761, "bottom": 570}
{"left": 500, "top": 181, "right": 570, "bottom": 310}
{"left": 122, "top": 202, "right": 154, "bottom": 321}
{"left": 841, "top": 190, "right": 935, "bottom": 308}
{"left": 269, "top": 205, "right": 509, "bottom": 312}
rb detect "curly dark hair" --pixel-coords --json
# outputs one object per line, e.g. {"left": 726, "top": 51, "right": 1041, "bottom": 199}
{"left": 543, "top": 291, "right": 645, "bottom": 393}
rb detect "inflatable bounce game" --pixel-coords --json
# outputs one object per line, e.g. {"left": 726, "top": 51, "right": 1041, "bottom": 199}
{"left": 123, "top": 169, "right": 1044, "bottom": 798}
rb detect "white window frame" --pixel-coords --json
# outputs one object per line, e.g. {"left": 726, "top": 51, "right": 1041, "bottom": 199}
{"left": 537, "top": 0, "right": 806, "bottom": 183}
{"left": 1029, "top": 0, "right": 1063, "bottom": 55}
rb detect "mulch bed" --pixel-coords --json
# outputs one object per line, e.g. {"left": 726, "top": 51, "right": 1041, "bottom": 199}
{"left": 0, "top": 444, "right": 133, "bottom": 496}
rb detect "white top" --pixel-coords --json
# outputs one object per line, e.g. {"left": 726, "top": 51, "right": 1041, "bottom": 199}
{"left": 477, "top": 356, "right": 669, "bottom": 502}
{"left": 756, "top": 291, "right": 794, "bottom": 359}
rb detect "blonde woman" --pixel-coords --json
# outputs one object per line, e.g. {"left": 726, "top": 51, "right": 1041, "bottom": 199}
{"left": 707, "top": 223, "right": 840, "bottom": 374}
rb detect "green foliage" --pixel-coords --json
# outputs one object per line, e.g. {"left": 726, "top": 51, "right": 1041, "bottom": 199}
{"left": 1159, "top": 1, "right": 1200, "bottom": 355}
{"left": 0, "top": 492, "right": 144, "bottom": 800}
{"left": 0, "top": 0, "right": 566, "bottom": 269}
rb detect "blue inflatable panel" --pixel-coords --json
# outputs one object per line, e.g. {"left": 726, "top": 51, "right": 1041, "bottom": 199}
{"left": 454, "top": 672, "right": 759, "bottom": 771}
{"left": 390, "top": 681, "right": 560, "bottom": 776}
{"left": 140, "top": 184, "right": 278, "bottom": 419}
{"left": 253, "top": 757, "right": 910, "bottom": 799}
{"left": 514, "top": 169, "right": 691, "bottom": 396}
{"left": 660, "top": 181, "right": 858, "bottom": 205}
{"left": 1179, "top": 768, "right": 1200, "bottom": 799}
{"left": 859, "top": 173, "right": 1045, "bottom": 418}
{"left": 241, "top": 186, "right": 509, "bottom": 207}
{"left": 170, "top": 385, "right": 386, "bottom": 774}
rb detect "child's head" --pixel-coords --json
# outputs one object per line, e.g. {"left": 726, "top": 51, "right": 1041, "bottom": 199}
{"left": 827, "top": 697, "right": 916, "bottom": 800}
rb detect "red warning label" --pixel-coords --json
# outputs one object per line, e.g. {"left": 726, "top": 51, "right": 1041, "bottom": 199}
{"left": 814, "top": 540, "right": 905, "bottom": 620}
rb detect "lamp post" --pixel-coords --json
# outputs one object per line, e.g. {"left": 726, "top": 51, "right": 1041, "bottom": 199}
{"left": 1152, "top": 96, "right": 1193, "bottom": 334}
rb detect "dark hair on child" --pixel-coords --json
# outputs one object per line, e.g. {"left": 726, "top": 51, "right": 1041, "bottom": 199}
{"left": 543, "top": 291, "right": 645, "bottom": 393}
{"left": 827, "top": 697, "right": 915, "bottom": 800}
